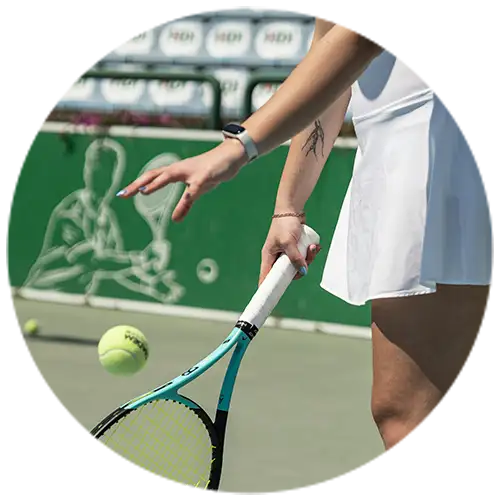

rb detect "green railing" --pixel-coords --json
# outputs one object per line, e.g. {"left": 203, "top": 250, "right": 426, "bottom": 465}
{"left": 242, "top": 72, "right": 289, "bottom": 119}
{"left": 79, "top": 69, "right": 293, "bottom": 129}
{"left": 83, "top": 70, "right": 223, "bottom": 129}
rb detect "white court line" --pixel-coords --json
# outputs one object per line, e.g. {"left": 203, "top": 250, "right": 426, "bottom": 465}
{"left": 14, "top": 288, "right": 371, "bottom": 340}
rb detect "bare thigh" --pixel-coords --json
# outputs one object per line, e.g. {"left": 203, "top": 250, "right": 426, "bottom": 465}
{"left": 371, "top": 284, "right": 489, "bottom": 446}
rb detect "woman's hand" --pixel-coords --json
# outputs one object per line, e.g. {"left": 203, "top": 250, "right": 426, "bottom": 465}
{"left": 259, "top": 217, "right": 321, "bottom": 285}
{"left": 117, "top": 140, "right": 247, "bottom": 222}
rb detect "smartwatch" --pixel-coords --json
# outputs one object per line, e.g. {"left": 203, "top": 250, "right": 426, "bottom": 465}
{"left": 222, "top": 123, "right": 259, "bottom": 161}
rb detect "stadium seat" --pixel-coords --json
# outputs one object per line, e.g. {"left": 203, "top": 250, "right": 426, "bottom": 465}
{"left": 204, "top": 68, "right": 251, "bottom": 118}
{"left": 252, "top": 19, "right": 308, "bottom": 66}
{"left": 55, "top": 10, "right": 351, "bottom": 126}
{"left": 60, "top": 64, "right": 150, "bottom": 112}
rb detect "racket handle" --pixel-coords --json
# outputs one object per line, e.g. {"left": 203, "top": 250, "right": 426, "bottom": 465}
{"left": 238, "top": 225, "right": 320, "bottom": 329}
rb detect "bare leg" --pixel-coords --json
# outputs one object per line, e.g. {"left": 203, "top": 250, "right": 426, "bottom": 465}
{"left": 371, "top": 284, "right": 489, "bottom": 449}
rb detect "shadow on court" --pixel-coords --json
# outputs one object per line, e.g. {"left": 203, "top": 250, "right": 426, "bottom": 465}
{"left": 14, "top": 298, "right": 383, "bottom": 492}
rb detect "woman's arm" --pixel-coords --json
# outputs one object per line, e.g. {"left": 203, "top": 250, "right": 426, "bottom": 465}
{"left": 274, "top": 19, "right": 352, "bottom": 216}
{"left": 119, "top": 24, "right": 380, "bottom": 223}
{"left": 274, "top": 90, "right": 350, "bottom": 214}
{"left": 259, "top": 20, "right": 352, "bottom": 281}
{"left": 242, "top": 24, "right": 378, "bottom": 155}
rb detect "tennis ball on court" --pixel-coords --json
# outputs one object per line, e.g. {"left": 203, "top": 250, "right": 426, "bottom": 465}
{"left": 24, "top": 319, "right": 39, "bottom": 335}
{"left": 98, "top": 325, "right": 149, "bottom": 376}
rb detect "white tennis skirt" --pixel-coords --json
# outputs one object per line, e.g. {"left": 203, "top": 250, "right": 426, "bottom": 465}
{"left": 321, "top": 89, "right": 492, "bottom": 306}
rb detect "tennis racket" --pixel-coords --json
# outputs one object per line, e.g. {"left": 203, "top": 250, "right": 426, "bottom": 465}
{"left": 91, "top": 225, "right": 319, "bottom": 490}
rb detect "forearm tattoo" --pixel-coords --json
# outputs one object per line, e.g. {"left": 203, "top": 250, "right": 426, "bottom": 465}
{"left": 302, "top": 120, "right": 325, "bottom": 160}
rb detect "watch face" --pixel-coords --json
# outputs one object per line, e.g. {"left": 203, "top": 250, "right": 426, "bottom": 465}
{"left": 224, "top": 123, "right": 245, "bottom": 135}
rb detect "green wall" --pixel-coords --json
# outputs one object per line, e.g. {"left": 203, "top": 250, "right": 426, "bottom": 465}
{"left": 9, "top": 127, "right": 369, "bottom": 327}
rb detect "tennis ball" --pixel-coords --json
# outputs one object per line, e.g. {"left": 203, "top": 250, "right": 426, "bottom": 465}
{"left": 98, "top": 325, "right": 149, "bottom": 376}
{"left": 24, "top": 319, "right": 39, "bottom": 335}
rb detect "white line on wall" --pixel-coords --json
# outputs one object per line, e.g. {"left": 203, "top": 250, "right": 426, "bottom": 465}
{"left": 41, "top": 122, "right": 358, "bottom": 149}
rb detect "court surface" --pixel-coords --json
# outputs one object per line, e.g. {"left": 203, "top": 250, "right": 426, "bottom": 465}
{"left": 15, "top": 297, "right": 383, "bottom": 492}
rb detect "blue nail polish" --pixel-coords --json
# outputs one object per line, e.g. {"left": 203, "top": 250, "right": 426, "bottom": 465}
{"left": 138, "top": 186, "right": 146, "bottom": 192}
{"left": 116, "top": 189, "right": 127, "bottom": 197}
{"left": 299, "top": 266, "right": 308, "bottom": 276}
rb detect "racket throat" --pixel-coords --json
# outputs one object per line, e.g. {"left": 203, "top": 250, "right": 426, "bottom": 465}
{"left": 235, "top": 320, "right": 259, "bottom": 340}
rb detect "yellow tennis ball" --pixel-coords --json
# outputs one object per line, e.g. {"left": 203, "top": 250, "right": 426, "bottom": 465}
{"left": 98, "top": 325, "right": 149, "bottom": 376}
{"left": 24, "top": 319, "right": 39, "bottom": 335}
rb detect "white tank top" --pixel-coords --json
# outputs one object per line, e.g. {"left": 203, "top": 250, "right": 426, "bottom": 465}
{"left": 350, "top": 51, "right": 430, "bottom": 119}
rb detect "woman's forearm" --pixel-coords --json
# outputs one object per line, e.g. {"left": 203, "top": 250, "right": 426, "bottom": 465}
{"left": 241, "top": 26, "right": 380, "bottom": 156}
{"left": 274, "top": 88, "right": 351, "bottom": 213}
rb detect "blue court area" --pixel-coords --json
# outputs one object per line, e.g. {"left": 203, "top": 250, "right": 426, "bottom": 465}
{"left": 15, "top": 297, "right": 383, "bottom": 492}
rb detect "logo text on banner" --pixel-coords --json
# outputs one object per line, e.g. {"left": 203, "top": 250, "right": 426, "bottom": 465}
{"left": 255, "top": 22, "right": 303, "bottom": 60}
{"left": 159, "top": 21, "right": 204, "bottom": 57}
{"left": 206, "top": 21, "right": 252, "bottom": 58}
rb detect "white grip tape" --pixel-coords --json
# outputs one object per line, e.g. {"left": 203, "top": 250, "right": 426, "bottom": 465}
{"left": 238, "top": 225, "right": 320, "bottom": 329}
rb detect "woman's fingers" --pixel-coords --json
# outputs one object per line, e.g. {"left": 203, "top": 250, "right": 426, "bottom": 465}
{"left": 117, "top": 165, "right": 185, "bottom": 198}
{"left": 292, "top": 243, "right": 321, "bottom": 280}
{"left": 282, "top": 239, "right": 308, "bottom": 277}
{"left": 259, "top": 243, "right": 322, "bottom": 285}
{"left": 171, "top": 180, "right": 207, "bottom": 222}
{"left": 116, "top": 169, "right": 161, "bottom": 197}
{"left": 306, "top": 244, "right": 321, "bottom": 265}
{"left": 172, "top": 188, "right": 194, "bottom": 222}
{"left": 259, "top": 247, "right": 278, "bottom": 286}
{"left": 138, "top": 168, "right": 184, "bottom": 195}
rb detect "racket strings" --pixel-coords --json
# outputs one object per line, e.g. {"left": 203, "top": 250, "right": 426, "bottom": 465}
{"left": 133, "top": 401, "right": 208, "bottom": 492}
{"left": 98, "top": 399, "right": 215, "bottom": 488}
{"left": 145, "top": 401, "right": 212, "bottom": 485}
{"left": 102, "top": 401, "right": 211, "bottom": 494}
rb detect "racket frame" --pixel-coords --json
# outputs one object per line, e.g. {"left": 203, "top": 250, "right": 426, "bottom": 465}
{"left": 91, "top": 320, "right": 257, "bottom": 490}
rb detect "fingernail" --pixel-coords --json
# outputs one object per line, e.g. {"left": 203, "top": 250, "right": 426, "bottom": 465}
{"left": 311, "top": 245, "right": 317, "bottom": 253}
{"left": 299, "top": 266, "right": 308, "bottom": 276}
{"left": 138, "top": 186, "right": 146, "bottom": 192}
{"left": 116, "top": 190, "right": 127, "bottom": 197}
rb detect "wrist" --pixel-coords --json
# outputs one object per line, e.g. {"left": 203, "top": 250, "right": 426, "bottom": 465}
{"left": 217, "top": 138, "right": 248, "bottom": 170}
{"left": 272, "top": 211, "right": 306, "bottom": 223}
{"left": 274, "top": 199, "right": 305, "bottom": 213}
{"left": 222, "top": 122, "right": 259, "bottom": 162}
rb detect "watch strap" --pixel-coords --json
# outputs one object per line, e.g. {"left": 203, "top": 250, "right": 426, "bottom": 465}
{"left": 222, "top": 124, "right": 259, "bottom": 161}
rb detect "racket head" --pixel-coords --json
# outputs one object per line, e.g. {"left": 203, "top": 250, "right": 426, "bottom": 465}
{"left": 89, "top": 330, "right": 244, "bottom": 489}
{"left": 133, "top": 153, "right": 183, "bottom": 236}
{"left": 91, "top": 396, "right": 223, "bottom": 490}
